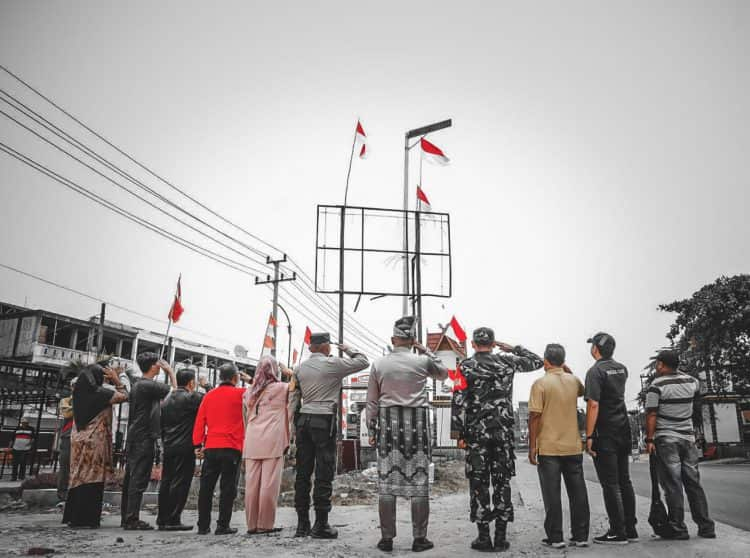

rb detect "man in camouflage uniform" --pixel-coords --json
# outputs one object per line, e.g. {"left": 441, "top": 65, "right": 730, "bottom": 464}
{"left": 451, "top": 327, "right": 543, "bottom": 552}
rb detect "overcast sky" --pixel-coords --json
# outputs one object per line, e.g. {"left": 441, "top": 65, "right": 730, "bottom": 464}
{"left": 1, "top": 1, "right": 748, "bottom": 407}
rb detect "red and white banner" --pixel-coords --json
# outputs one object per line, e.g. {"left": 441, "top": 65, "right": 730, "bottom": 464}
{"left": 261, "top": 313, "right": 277, "bottom": 356}
{"left": 355, "top": 120, "right": 368, "bottom": 159}
{"left": 421, "top": 137, "right": 449, "bottom": 166}
{"left": 416, "top": 186, "right": 432, "bottom": 211}
{"left": 168, "top": 275, "right": 184, "bottom": 323}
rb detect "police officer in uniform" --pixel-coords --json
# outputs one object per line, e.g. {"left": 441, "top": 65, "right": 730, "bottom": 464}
{"left": 290, "top": 332, "right": 369, "bottom": 539}
{"left": 451, "top": 327, "right": 543, "bottom": 552}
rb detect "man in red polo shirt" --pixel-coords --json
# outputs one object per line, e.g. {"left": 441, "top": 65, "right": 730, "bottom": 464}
{"left": 193, "top": 363, "right": 249, "bottom": 535}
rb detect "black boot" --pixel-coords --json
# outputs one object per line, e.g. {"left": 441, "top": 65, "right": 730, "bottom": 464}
{"left": 494, "top": 520, "right": 510, "bottom": 552}
{"left": 471, "top": 523, "right": 494, "bottom": 552}
{"left": 294, "top": 511, "right": 311, "bottom": 537}
{"left": 311, "top": 510, "right": 338, "bottom": 539}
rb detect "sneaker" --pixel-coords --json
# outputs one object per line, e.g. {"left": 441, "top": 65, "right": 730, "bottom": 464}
{"left": 593, "top": 532, "right": 628, "bottom": 545}
{"left": 698, "top": 530, "right": 716, "bottom": 539}
{"left": 412, "top": 538, "right": 434, "bottom": 552}
{"left": 124, "top": 520, "right": 154, "bottom": 531}
{"left": 376, "top": 538, "right": 393, "bottom": 552}
{"left": 542, "top": 538, "right": 566, "bottom": 549}
{"left": 626, "top": 527, "right": 639, "bottom": 542}
{"left": 214, "top": 526, "right": 238, "bottom": 535}
{"left": 568, "top": 538, "right": 589, "bottom": 547}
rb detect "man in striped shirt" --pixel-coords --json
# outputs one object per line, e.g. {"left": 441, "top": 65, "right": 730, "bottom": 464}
{"left": 645, "top": 350, "right": 715, "bottom": 540}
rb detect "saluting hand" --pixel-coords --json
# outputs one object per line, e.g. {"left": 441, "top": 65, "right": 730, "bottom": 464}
{"left": 494, "top": 341, "right": 515, "bottom": 352}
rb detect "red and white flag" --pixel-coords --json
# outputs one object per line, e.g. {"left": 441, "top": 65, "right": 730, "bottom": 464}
{"left": 292, "top": 348, "right": 299, "bottom": 365}
{"left": 355, "top": 120, "right": 368, "bottom": 159}
{"left": 304, "top": 326, "right": 312, "bottom": 345}
{"left": 416, "top": 186, "right": 432, "bottom": 211}
{"left": 421, "top": 137, "right": 450, "bottom": 166}
{"left": 261, "top": 313, "right": 277, "bottom": 356}
{"left": 167, "top": 275, "right": 184, "bottom": 323}
{"left": 449, "top": 315, "right": 467, "bottom": 343}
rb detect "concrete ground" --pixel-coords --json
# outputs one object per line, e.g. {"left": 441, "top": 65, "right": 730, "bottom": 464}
{"left": 1, "top": 459, "right": 749, "bottom": 557}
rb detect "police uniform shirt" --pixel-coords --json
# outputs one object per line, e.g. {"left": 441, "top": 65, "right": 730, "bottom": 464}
{"left": 296, "top": 349, "right": 369, "bottom": 415}
{"left": 365, "top": 346, "right": 448, "bottom": 425}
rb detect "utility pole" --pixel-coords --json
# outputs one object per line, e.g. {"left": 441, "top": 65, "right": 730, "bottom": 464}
{"left": 254, "top": 255, "right": 296, "bottom": 357}
{"left": 96, "top": 302, "right": 106, "bottom": 356}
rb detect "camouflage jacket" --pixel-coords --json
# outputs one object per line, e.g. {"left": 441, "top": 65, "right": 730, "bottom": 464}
{"left": 451, "top": 346, "right": 543, "bottom": 443}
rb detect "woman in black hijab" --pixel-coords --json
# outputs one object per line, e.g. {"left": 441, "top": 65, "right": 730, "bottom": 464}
{"left": 63, "top": 364, "right": 128, "bottom": 528}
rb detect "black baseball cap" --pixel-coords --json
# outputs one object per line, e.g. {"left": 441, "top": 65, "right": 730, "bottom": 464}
{"left": 587, "top": 332, "right": 616, "bottom": 357}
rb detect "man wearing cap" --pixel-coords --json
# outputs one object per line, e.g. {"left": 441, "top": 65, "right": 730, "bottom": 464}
{"left": 451, "top": 327, "right": 543, "bottom": 552}
{"left": 584, "top": 332, "right": 637, "bottom": 545}
{"left": 645, "top": 350, "right": 715, "bottom": 540}
{"left": 291, "top": 332, "right": 369, "bottom": 539}
{"left": 366, "top": 316, "right": 448, "bottom": 553}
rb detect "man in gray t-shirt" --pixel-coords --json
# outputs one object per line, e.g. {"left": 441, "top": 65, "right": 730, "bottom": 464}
{"left": 645, "top": 350, "right": 714, "bottom": 539}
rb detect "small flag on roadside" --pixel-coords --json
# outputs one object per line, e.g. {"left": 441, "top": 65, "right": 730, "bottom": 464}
{"left": 416, "top": 186, "right": 432, "bottom": 211}
{"left": 304, "top": 326, "right": 312, "bottom": 345}
{"left": 355, "top": 120, "right": 368, "bottom": 159}
{"left": 449, "top": 315, "right": 467, "bottom": 343}
{"left": 168, "top": 275, "right": 184, "bottom": 323}
{"left": 421, "top": 137, "right": 450, "bottom": 166}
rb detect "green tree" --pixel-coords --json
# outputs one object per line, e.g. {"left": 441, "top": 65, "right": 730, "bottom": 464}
{"left": 659, "top": 274, "right": 750, "bottom": 395}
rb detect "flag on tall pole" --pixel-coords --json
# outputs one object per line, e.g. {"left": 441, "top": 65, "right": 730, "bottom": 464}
{"left": 421, "top": 137, "right": 450, "bottom": 166}
{"left": 168, "top": 275, "right": 184, "bottom": 323}
{"left": 449, "top": 315, "right": 467, "bottom": 343}
{"left": 416, "top": 186, "right": 432, "bottom": 212}
{"left": 292, "top": 348, "right": 299, "bottom": 366}
{"left": 304, "top": 326, "right": 312, "bottom": 345}
{"left": 261, "top": 313, "right": 277, "bottom": 357}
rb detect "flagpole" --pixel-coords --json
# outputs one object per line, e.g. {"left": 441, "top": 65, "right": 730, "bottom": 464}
{"left": 343, "top": 120, "right": 359, "bottom": 207}
{"left": 160, "top": 318, "right": 172, "bottom": 360}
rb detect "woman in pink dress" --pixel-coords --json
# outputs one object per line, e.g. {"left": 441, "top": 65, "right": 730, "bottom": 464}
{"left": 243, "top": 356, "right": 294, "bottom": 534}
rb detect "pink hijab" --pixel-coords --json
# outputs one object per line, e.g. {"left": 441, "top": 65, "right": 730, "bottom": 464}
{"left": 244, "top": 356, "right": 280, "bottom": 411}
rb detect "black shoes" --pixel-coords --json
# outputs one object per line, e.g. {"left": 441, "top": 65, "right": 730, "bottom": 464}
{"left": 311, "top": 511, "right": 338, "bottom": 539}
{"left": 215, "top": 526, "right": 238, "bottom": 535}
{"left": 124, "top": 520, "right": 153, "bottom": 531}
{"left": 165, "top": 524, "right": 193, "bottom": 531}
{"left": 295, "top": 512, "right": 311, "bottom": 537}
{"left": 626, "top": 527, "right": 639, "bottom": 542}
{"left": 593, "top": 531, "right": 628, "bottom": 545}
{"left": 470, "top": 523, "right": 494, "bottom": 552}
{"left": 494, "top": 520, "right": 510, "bottom": 552}
{"left": 376, "top": 538, "right": 393, "bottom": 552}
{"left": 197, "top": 528, "right": 210, "bottom": 535}
{"left": 698, "top": 530, "right": 716, "bottom": 539}
{"left": 412, "top": 538, "right": 434, "bottom": 552}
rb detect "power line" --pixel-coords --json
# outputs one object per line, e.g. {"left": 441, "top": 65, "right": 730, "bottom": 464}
{"left": 0, "top": 262, "right": 241, "bottom": 347}
{"left": 0, "top": 106, "right": 271, "bottom": 275}
{"left": 0, "top": 142, "right": 263, "bottom": 277}
{"left": 0, "top": 88, "right": 273, "bottom": 263}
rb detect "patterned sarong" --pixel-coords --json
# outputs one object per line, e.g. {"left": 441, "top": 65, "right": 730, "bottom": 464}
{"left": 375, "top": 406, "right": 431, "bottom": 498}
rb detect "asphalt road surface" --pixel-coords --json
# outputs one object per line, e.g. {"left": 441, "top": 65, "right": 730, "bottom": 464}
{"left": 583, "top": 456, "right": 750, "bottom": 532}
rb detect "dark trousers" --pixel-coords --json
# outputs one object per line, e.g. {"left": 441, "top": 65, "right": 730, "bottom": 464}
{"left": 57, "top": 437, "right": 71, "bottom": 500}
{"left": 592, "top": 435, "right": 636, "bottom": 536}
{"left": 197, "top": 448, "right": 241, "bottom": 531}
{"left": 654, "top": 437, "right": 714, "bottom": 535}
{"left": 294, "top": 413, "right": 336, "bottom": 514}
{"left": 121, "top": 439, "right": 155, "bottom": 526}
{"left": 157, "top": 450, "right": 196, "bottom": 526}
{"left": 11, "top": 450, "right": 30, "bottom": 480}
{"left": 466, "top": 441, "right": 514, "bottom": 524}
{"left": 537, "top": 454, "right": 590, "bottom": 543}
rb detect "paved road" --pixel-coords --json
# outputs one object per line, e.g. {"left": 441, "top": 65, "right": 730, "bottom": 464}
{"left": 583, "top": 457, "right": 750, "bottom": 531}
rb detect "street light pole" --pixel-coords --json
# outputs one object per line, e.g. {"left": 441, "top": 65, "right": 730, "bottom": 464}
{"left": 276, "top": 302, "right": 293, "bottom": 369}
{"left": 402, "top": 119, "right": 452, "bottom": 324}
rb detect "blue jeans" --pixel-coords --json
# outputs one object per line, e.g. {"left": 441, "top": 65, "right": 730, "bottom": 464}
{"left": 654, "top": 436, "right": 714, "bottom": 535}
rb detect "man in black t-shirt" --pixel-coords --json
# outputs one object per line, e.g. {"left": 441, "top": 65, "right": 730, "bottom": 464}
{"left": 584, "top": 332, "right": 637, "bottom": 545}
{"left": 121, "top": 352, "right": 176, "bottom": 530}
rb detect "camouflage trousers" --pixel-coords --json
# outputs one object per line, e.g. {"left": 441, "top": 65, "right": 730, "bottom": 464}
{"left": 466, "top": 440, "right": 515, "bottom": 524}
